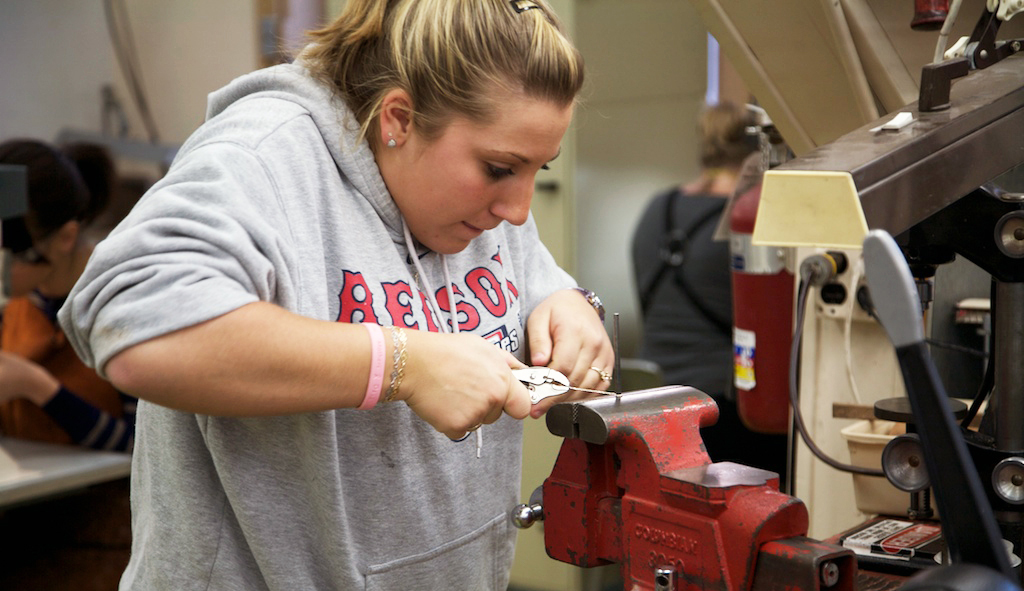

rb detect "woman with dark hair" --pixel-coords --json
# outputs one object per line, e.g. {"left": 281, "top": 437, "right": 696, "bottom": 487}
{"left": 0, "top": 138, "right": 135, "bottom": 452}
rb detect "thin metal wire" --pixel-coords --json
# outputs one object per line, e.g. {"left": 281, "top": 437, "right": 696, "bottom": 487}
{"left": 569, "top": 386, "right": 617, "bottom": 396}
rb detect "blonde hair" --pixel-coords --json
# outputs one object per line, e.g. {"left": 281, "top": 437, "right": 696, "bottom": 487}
{"left": 302, "top": 0, "right": 584, "bottom": 147}
{"left": 698, "top": 101, "right": 758, "bottom": 170}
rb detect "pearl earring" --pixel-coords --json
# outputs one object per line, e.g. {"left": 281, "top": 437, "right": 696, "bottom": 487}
{"left": 386, "top": 132, "right": 396, "bottom": 148}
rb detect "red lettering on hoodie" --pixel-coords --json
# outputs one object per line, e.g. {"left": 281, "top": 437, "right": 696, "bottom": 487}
{"left": 434, "top": 284, "right": 480, "bottom": 332}
{"left": 337, "top": 270, "right": 378, "bottom": 323}
{"left": 491, "top": 249, "right": 519, "bottom": 303}
{"left": 467, "top": 267, "right": 507, "bottom": 317}
{"left": 382, "top": 281, "right": 417, "bottom": 328}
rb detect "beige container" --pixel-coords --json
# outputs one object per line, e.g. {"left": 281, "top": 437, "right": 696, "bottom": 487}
{"left": 841, "top": 420, "right": 913, "bottom": 517}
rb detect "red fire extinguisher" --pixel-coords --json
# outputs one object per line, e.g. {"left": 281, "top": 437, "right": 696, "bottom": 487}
{"left": 911, "top": 0, "right": 948, "bottom": 31}
{"left": 730, "top": 184, "right": 794, "bottom": 435}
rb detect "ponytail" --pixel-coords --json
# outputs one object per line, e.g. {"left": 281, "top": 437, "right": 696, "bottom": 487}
{"left": 62, "top": 142, "right": 116, "bottom": 227}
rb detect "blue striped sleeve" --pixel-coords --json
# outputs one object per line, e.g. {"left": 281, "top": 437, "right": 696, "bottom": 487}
{"left": 41, "top": 387, "right": 136, "bottom": 452}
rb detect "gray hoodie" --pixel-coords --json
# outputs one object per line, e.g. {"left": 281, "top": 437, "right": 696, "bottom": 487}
{"left": 59, "top": 62, "right": 575, "bottom": 590}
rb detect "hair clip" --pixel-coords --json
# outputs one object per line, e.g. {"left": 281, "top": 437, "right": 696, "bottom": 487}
{"left": 510, "top": 0, "right": 541, "bottom": 14}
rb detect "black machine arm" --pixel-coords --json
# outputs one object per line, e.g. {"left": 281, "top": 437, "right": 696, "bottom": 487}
{"left": 865, "top": 230, "right": 1019, "bottom": 589}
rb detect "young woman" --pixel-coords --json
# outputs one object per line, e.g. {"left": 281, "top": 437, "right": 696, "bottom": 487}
{"left": 59, "top": 0, "right": 611, "bottom": 588}
{"left": 0, "top": 139, "right": 135, "bottom": 452}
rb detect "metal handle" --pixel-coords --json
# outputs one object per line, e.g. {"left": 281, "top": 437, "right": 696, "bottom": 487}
{"left": 511, "top": 502, "right": 544, "bottom": 529}
{"left": 511, "top": 486, "right": 544, "bottom": 529}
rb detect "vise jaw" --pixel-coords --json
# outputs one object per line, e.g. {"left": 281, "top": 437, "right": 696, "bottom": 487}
{"left": 538, "top": 386, "right": 855, "bottom": 591}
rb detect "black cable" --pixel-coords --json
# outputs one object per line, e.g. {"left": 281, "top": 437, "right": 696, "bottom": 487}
{"left": 926, "top": 338, "right": 988, "bottom": 359}
{"left": 103, "top": 0, "right": 160, "bottom": 143}
{"left": 789, "top": 276, "right": 885, "bottom": 477}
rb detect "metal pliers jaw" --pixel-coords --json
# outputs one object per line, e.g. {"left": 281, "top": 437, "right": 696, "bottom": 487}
{"left": 513, "top": 367, "right": 571, "bottom": 404}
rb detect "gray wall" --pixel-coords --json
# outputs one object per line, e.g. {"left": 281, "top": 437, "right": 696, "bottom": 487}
{"left": 573, "top": 0, "right": 711, "bottom": 358}
{"left": 1, "top": 2, "right": 259, "bottom": 148}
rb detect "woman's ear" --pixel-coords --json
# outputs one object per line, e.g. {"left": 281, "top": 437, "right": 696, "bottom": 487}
{"left": 378, "top": 89, "right": 414, "bottom": 148}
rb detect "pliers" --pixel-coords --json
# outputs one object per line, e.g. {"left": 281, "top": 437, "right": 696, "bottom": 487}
{"left": 513, "top": 367, "right": 571, "bottom": 404}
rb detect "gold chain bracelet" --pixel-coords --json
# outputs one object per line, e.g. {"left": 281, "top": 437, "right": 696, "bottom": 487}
{"left": 384, "top": 326, "right": 407, "bottom": 403}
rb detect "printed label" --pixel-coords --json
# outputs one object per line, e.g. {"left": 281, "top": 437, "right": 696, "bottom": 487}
{"left": 879, "top": 524, "right": 942, "bottom": 556}
{"left": 840, "top": 519, "right": 943, "bottom": 561}
{"left": 733, "top": 328, "right": 756, "bottom": 389}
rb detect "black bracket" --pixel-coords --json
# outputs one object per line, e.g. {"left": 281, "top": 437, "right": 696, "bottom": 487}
{"left": 918, "top": 5, "right": 1023, "bottom": 112}
{"left": 919, "top": 57, "right": 970, "bottom": 112}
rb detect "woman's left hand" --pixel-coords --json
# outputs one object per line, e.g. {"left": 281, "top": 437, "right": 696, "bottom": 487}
{"left": 525, "top": 288, "right": 614, "bottom": 418}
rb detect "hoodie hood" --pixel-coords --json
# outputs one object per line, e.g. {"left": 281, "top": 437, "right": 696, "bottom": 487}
{"left": 205, "top": 61, "right": 407, "bottom": 244}
{"left": 207, "top": 61, "right": 463, "bottom": 336}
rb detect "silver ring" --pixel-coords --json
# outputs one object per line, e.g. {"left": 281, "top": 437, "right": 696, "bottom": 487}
{"left": 590, "top": 367, "right": 612, "bottom": 382}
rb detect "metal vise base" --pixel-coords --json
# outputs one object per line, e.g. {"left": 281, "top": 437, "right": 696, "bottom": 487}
{"left": 542, "top": 386, "right": 855, "bottom": 591}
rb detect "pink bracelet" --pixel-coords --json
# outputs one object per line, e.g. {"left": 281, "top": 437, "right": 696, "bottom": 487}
{"left": 359, "top": 323, "right": 386, "bottom": 409}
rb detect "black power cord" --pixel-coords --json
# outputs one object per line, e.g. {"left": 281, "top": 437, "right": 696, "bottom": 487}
{"left": 789, "top": 255, "right": 885, "bottom": 477}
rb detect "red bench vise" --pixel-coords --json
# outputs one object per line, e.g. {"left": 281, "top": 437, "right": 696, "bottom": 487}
{"left": 513, "top": 386, "right": 856, "bottom": 591}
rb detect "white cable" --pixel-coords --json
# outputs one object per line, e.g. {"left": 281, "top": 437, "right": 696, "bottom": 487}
{"left": 934, "top": 0, "right": 966, "bottom": 63}
{"left": 442, "top": 262, "right": 460, "bottom": 335}
{"left": 843, "top": 258, "right": 864, "bottom": 405}
{"left": 403, "top": 222, "right": 444, "bottom": 330}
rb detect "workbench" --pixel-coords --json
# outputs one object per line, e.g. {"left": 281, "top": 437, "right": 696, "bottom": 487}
{"left": 0, "top": 437, "right": 131, "bottom": 508}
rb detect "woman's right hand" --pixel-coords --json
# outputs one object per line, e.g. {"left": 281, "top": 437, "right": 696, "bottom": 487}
{"left": 0, "top": 351, "right": 61, "bottom": 406}
{"left": 397, "top": 330, "right": 532, "bottom": 440}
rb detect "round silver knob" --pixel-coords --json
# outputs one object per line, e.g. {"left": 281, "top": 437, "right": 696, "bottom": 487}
{"left": 993, "top": 457, "right": 1024, "bottom": 504}
{"left": 511, "top": 503, "right": 544, "bottom": 529}
{"left": 882, "top": 433, "right": 930, "bottom": 492}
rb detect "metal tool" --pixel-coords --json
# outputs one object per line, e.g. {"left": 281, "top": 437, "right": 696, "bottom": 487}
{"left": 513, "top": 386, "right": 857, "bottom": 591}
{"left": 513, "top": 367, "right": 611, "bottom": 405}
{"left": 514, "top": 367, "right": 570, "bottom": 404}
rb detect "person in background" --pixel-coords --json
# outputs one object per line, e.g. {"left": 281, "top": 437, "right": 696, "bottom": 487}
{"left": 0, "top": 139, "right": 135, "bottom": 452}
{"left": 0, "top": 139, "right": 134, "bottom": 591}
{"left": 59, "top": 1, "right": 611, "bottom": 589}
{"left": 631, "top": 100, "right": 788, "bottom": 478}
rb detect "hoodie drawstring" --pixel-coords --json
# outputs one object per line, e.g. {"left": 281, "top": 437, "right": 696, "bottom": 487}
{"left": 401, "top": 221, "right": 483, "bottom": 458}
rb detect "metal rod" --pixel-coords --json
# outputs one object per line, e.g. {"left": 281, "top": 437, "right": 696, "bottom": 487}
{"left": 613, "top": 313, "right": 622, "bottom": 396}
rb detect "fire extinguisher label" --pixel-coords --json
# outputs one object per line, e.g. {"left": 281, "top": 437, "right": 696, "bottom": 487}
{"left": 730, "top": 234, "right": 786, "bottom": 274}
{"left": 733, "top": 328, "right": 756, "bottom": 389}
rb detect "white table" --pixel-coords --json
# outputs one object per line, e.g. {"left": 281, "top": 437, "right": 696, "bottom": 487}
{"left": 0, "top": 437, "right": 131, "bottom": 508}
